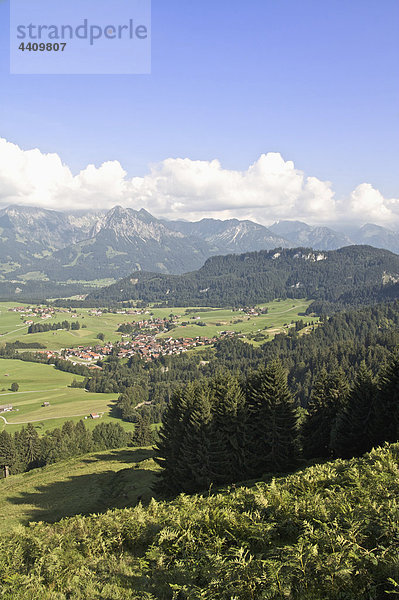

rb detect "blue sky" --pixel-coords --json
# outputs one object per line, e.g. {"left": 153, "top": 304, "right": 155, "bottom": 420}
{"left": 0, "top": 0, "right": 398, "bottom": 225}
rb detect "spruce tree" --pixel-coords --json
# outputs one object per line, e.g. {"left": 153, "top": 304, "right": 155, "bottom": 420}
{"left": 181, "top": 384, "right": 215, "bottom": 493}
{"left": 246, "top": 361, "right": 299, "bottom": 476}
{"left": 132, "top": 413, "right": 153, "bottom": 447}
{"left": 16, "top": 424, "right": 41, "bottom": 470}
{"left": 375, "top": 354, "right": 399, "bottom": 444}
{"left": 75, "top": 420, "right": 93, "bottom": 454}
{"left": 332, "top": 362, "right": 378, "bottom": 458}
{"left": 302, "top": 368, "right": 349, "bottom": 459}
{"left": 0, "top": 431, "right": 15, "bottom": 473}
{"left": 154, "top": 383, "right": 197, "bottom": 495}
{"left": 210, "top": 373, "right": 248, "bottom": 484}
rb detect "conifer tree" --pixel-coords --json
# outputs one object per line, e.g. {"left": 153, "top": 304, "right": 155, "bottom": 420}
{"left": 75, "top": 420, "right": 93, "bottom": 454}
{"left": 246, "top": 361, "right": 299, "bottom": 476}
{"left": 210, "top": 373, "right": 248, "bottom": 484}
{"left": 16, "top": 424, "right": 41, "bottom": 470}
{"left": 154, "top": 383, "right": 197, "bottom": 495}
{"left": 181, "top": 384, "right": 215, "bottom": 493}
{"left": 375, "top": 354, "right": 399, "bottom": 444}
{"left": 132, "top": 413, "right": 153, "bottom": 447}
{"left": 0, "top": 431, "right": 15, "bottom": 473}
{"left": 332, "top": 362, "right": 378, "bottom": 458}
{"left": 302, "top": 368, "right": 349, "bottom": 459}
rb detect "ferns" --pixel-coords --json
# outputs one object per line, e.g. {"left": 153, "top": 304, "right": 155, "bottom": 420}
{"left": 0, "top": 444, "right": 398, "bottom": 598}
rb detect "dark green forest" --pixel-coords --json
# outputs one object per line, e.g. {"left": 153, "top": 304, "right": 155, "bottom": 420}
{"left": 154, "top": 354, "right": 399, "bottom": 495}
{"left": 88, "top": 245, "right": 399, "bottom": 307}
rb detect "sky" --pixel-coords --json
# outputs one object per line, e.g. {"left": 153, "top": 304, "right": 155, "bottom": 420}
{"left": 0, "top": 0, "right": 398, "bottom": 227}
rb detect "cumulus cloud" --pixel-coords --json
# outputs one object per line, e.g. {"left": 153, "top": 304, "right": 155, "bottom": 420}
{"left": 344, "top": 184, "right": 398, "bottom": 224}
{"left": 0, "top": 137, "right": 397, "bottom": 226}
{"left": 128, "top": 153, "right": 336, "bottom": 223}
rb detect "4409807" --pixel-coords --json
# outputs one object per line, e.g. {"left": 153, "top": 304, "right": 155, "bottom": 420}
{"left": 18, "top": 42, "right": 67, "bottom": 51}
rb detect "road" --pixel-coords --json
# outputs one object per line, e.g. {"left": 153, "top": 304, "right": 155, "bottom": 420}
{"left": 268, "top": 302, "right": 308, "bottom": 316}
{"left": 0, "top": 411, "right": 104, "bottom": 426}
{"left": 0, "top": 388, "right": 64, "bottom": 397}
{"left": 0, "top": 324, "right": 31, "bottom": 338}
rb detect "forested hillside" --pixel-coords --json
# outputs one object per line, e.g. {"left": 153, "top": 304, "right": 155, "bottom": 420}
{"left": 87, "top": 245, "right": 399, "bottom": 307}
{"left": 1, "top": 443, "right": 398, "bottom": 599}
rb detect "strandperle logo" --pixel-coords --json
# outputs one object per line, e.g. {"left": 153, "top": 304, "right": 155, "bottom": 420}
{"left": 10, "top": 0, "right": 151, "bottom": 75}
{"left": 16, "top": 19, "right": 148, "bottom": 46}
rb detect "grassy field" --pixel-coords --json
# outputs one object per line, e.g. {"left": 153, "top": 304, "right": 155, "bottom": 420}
{"left": 0, "top": 299, "right": 318, "bottom": 433}
{"left": 0, "top": 299, "right": 317, "bottom": 351}
{"left": 0, "top": 358, "right": 122, "bottom": 434}
{"left": 159, "top": 299, "right": 317, "bottom": 344}
{"left": 0, "top": 446, "right": 158, "bottom": 534}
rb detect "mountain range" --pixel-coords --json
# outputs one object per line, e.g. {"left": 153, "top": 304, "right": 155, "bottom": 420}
{"left": 1, "top": 204, "right": 399, "bottom": 299}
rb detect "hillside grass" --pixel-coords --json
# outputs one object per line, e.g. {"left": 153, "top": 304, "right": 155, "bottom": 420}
{"left": 0, "top": 446, "right": 158, "bottom": 534}
{"left": 0, "top": 444, "right": 398, "bottom": 599}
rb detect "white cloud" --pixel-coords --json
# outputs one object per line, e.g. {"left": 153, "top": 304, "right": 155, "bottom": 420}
{"left": 0, "top": 136, "right": 397, "bottom": 226}
{"left": 128, "top": 153, "right": 336, "bottom": 223}
{"left": 345, "top": 184, "right": 397, "bottom": 224}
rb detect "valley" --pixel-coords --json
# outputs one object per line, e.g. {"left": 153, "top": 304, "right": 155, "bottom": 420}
{"left": 0, "top": 298, "right": 316, "bottom": 434}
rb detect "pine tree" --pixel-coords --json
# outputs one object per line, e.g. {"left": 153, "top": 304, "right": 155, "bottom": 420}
{"left": 154, "top": 384, "right": 197, "bottom": 495}
{"left": 332, "top": 362, "right": 378, "bottom": 458}
{"left": 132, "top": 413, "right": 153, "bottom": 447}
{"left": 246, "top": 361, "right": 300, "bottom": 476}
{"left": 181, "top": 384, "right": 215, "bottom": 493}
{"left": 302, "top": 368, "right": 349, "bottom": 459}
{"left": 210, "top": 373, "right": 248, "bottom": 484}
{"left": 375, "top": 354, "right": 399, "bottom": 444}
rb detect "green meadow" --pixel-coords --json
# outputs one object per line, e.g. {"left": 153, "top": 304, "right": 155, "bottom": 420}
{"left": 159, "top": 299, "right": 317, "bottom": 343}
{"left": 0, "top": 446, "right": 158, "bottom": 533}
{"left": 0, "top": 358, "right": 121, "bottom": 434}
{"left": 0, "top": 300, "right": 318, "bottom": 434}
{"left": 0, "top": 299, "right": 317, "bottom": 351}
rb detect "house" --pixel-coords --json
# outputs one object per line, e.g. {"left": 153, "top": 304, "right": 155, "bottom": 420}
{"left": 0, "top": 404, "right": 13, "bottom": 413}
{"left": 42, "top": 402, "right": 50, "bottom": 407}
{"left": 90, "top": 413, "right": 100, "bottom": 419}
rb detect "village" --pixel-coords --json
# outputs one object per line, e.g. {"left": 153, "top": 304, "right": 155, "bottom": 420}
{"left": 5, "top": 304, "right": 272, "bottom": 367}
{"left": 61, "top": 331, "right": 233, "bottom": 364}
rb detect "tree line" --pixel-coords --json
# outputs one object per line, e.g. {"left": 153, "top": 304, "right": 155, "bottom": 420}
{"left": 28, "top": 320, "right": 81, "bottom": 334}
{"left": 155, "top": 354, "right": 399, "bottom": 495}
{"left": 0, "top": 417, "right": 153, "bottom": 476}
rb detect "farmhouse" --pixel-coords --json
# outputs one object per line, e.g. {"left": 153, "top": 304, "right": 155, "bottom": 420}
{"left": 90, "top": 413, "right": 100, "bottom": 419}
{"left": 0, "top": 404, "right": 13, "bottom": 413}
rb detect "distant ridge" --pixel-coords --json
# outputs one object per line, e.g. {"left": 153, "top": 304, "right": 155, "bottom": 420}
{"left": 1, "top": 204, "right": 399, "bottom": 300}
{"left": 87, "top": 245, "right": 399, "bottom": 308}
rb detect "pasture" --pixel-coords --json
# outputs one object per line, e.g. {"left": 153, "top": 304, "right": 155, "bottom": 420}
{"left": 0, "top": 358, "right": 122, "bottom": 434}
{"left": 159, "top": 299, "right": 317, "bottom": 343}
{"left": 0, "top": 446, "right": 158, "bottom": 533}
{"left": 0, "top": 299, "right": 317, "bottom": 351}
